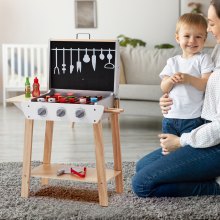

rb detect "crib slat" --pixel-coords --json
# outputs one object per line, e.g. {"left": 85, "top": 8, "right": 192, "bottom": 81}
{"left": 30, "top": 47, "right": 35, "bottom": 77}
{"left": 24, "top": 47, "right": 28, "bottom": 77}
{"left": 2, "top": 45, "right": 8, "bottom": 84}
{"left": 42, "top": 46, "right": 48, "bottom": 88}
{"left": 37, "top": 47, "right": 41, "bottom": 76}
{"left": 17, "top": 47, "right": 22, "bottom": 84}
{"left": 10, "top": 48, "right": 15, "bottom": 82}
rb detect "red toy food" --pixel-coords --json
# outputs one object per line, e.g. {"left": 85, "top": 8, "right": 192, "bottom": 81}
{"left": 32, "top": 77, "right": 40, "bottom": 97}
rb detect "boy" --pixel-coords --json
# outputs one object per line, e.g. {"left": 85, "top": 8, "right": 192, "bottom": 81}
{"left": 160, "top": 13, "right": 214, "bottom": 154}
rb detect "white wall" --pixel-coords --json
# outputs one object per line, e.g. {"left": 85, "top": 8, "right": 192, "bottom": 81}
{"left": 0, "top": 0, "right": 179, "bottom": 103}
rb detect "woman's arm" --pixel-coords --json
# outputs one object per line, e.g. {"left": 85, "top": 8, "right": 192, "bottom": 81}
{"left": 159, "top": 118, "right": 220, "bottom": 149}
{"left": 159, "top": 118, "right": 220, "bottom": 150}
{"left": 180, "top": 118, "right": 220, "bottom": 148}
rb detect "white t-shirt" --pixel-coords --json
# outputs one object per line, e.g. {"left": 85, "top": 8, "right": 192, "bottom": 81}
{"left": 160, "top": 52, "right": 214, "bottom": 119}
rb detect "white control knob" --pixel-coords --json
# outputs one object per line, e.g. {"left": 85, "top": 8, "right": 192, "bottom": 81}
{"left": 38, "top": 107, "right": 47, "bottom": 116}
{"left": 57, "top": 108, "right": 66, "bottom": 117}
{"left": 75, "top": 109, "right": 85, "bottom": 118}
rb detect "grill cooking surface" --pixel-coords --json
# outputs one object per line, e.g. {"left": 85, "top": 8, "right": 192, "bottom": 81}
{"left": 22, "top": 88, "right": 113, "bottom": 123}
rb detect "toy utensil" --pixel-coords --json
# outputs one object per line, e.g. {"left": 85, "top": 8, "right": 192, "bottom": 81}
{"left": 62, "top": 48, "right": 66, "bottom": 74}
{"left": 57, "top": 169, "right": 66, "bottom": 176}
{"left": 71, "top": 167, "right": 87, "bottom": 178}
{"left": 77, "top": 48, "right": 82, "bottom": 73}
{"left": 83, "top": 48, "right": 90, "bottom": 63}
{"left": 99, "top": 48, "right": 105, "bottom": 60}
{"left": 92, "top": 48, "right": 96, "bottom": 71}
{"left": 104, "top": 48, "right": 115, "bottom": 69}
{"left": 53, "top": 48, "right": 60, "bottom": 74}
{"left": 70, "top": 48, "right": 74, "bottom": 73}
{"left": 57, "top": 166, "right": 87, "bottom": 178}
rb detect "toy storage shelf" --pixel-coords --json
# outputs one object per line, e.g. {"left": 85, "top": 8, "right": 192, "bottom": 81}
{"left": 31, "top": 164, "right": 121, "bottom": 183}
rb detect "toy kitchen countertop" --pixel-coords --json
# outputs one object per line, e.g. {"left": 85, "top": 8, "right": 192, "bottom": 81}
{"left": 7, "top": 38, "right": 123, "bottom": 207}
{"left": 8, "top": 91, "right": 122, "bottom": 124}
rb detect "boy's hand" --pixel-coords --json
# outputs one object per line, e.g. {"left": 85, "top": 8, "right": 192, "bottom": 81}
{"left": 178, "top": 73, "right": 191, "bottom": 84}
{"left": 170, "top": 73, "right": 183, "bottom": 84}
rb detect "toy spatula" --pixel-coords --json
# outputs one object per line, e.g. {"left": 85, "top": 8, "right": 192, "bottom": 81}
{"left": 77, "top": 48, "right": 81, "bottom": 72}
{"left": 92, "top": 48, "right": 96, "bottom": 71}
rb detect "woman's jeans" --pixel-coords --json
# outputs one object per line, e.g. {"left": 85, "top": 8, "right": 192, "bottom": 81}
{"left": 132, "top": 145, "right": 220, "bottom": 197}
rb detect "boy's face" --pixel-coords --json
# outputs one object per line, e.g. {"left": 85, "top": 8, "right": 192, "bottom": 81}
{"left": 175, "top": 24, "right": 207, "bottom": 58}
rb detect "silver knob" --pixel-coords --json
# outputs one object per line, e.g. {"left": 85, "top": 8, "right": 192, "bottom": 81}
{"left": 57, "top": 108, "right": 66, "bottom": 117}
{"left": 75, "top": 109, "right": 85, "bottom": 118}
{"left": 38, "top": 107, "right": 47, "bottom": 116}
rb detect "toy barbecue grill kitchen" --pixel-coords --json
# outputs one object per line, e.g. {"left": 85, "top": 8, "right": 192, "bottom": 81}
{"left": 8, "top": 37, "right": 123, "bottom": 207}
{"left": 21, "top": 38, "right": 121, "bottom": 123}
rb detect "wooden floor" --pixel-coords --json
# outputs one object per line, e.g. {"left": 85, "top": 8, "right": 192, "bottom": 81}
{"left": 0, "top": 104, "right": 162, "bottom": 163}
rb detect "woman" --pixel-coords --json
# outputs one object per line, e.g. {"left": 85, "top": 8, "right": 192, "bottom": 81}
{"left": 132, "top": 0, "right": 220, "bottom": 197}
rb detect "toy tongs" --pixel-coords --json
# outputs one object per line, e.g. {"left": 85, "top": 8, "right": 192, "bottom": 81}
{"left": 57, "top": 166, "right": 87, "bottom": 178}
{"left": 70, "top": 167, "right": 87, "bottom": 178}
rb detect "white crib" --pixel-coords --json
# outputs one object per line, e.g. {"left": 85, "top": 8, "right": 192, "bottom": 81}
{"left": 2, "top": 44, "right": 48, "bottom": 107}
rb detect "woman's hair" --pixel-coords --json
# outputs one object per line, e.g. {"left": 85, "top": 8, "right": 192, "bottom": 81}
{"left": 210, "top": 0, "right": 220, "bottom": 19}
{"left": 176, "top": 13, "right": 207, "bottom": 35}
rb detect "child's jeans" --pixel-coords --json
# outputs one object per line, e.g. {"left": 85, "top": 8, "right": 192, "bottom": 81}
{"left": 162, "top": 117, "right": 204, "bottom": 136}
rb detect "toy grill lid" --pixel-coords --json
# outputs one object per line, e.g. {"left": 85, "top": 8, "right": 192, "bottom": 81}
{"left": 49, "top": 39, "right": 120, "bottom": 95}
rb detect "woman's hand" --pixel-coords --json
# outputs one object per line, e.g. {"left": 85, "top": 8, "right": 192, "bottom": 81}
{"left": 158, "top": 133, "right": 181, "bottom": 153}
{"left": 161, "top": 147, "right": 170, "bottom": 155}
{"left": 159, "top": 93, "right": 173, "bottom": 114}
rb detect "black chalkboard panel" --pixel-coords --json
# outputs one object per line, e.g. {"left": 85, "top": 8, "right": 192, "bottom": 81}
{"left": 49, "top": 40, "right": 117, "bottom": 92}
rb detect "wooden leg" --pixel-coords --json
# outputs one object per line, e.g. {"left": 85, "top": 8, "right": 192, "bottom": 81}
{"left": 41, "top": 120, "right": 54, "bottom": 185}
{"left": 21, "top": 119, "right": 34, "bottom": 198}
{"left": 72, "top": 122, "right": 75, "bottom": 128}
{"left": 93, "top": 121, "right": 108, "bottom": 207}
{"left": 111, "top": 113, "right": 123, "bottom": 193}
{"left": 114, "top": 98, "right": 120, "bottom": 108}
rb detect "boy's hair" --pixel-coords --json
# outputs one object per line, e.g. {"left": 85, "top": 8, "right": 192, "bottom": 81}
{"left": 176, "top": 13, "right": 207, "bottom": 35}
